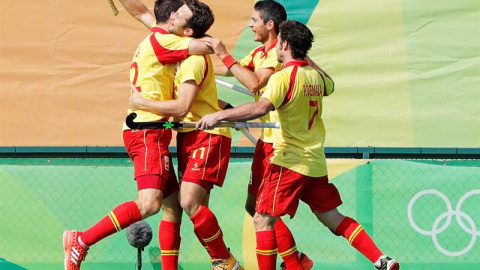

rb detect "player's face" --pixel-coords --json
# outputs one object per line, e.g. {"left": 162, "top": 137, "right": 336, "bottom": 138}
{"left": 169, "top": 4, "right": 194, "bottom": 37}
{"left": 276, "top": 34, "right": 285, "bottom": 63}
{"left": 249, "top": 10, "right": 269, "bottom": 43}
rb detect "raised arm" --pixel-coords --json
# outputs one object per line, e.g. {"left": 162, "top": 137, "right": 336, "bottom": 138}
{"left": 306, "top": 56, "right": 333, "bottom": 82}
{"left": 203, "top": 37, "right": 273, "bottom": 94}
{"left": 306, "top": 56, "right": 335, "bottom": 95}
{"left": 118, "top": 0, "right": 155, "bottom": 29}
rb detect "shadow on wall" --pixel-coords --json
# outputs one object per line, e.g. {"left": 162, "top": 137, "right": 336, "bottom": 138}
{"left": 0, "top": 258, "right": 29, "bottom": 270}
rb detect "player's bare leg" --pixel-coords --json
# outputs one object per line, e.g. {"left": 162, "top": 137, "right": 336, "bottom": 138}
{"left": 64, "top": 187, "right": 162, "bottom": 270}
{"left": 181, "top": 181, "right": 243, "bottom": 270}
{"left": 314, "top": 209, "right": 399, "bottom": 270}
{"left": 247, "top": 193, "right": 311, "bottom": 270}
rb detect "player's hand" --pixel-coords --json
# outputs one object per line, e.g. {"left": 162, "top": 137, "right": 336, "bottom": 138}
{"left": 196, "top": 113, "right": 221, "bottom": 130}
{"left": 202, "top": 37, "right": 228, "bottom": 59}
{"left": 129, "top": 84, "right": 145, "bottom": 110}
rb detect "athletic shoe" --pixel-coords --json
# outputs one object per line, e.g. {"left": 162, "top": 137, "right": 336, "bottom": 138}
{"left": 63, "top": 230, "right": 89, "bottom": 270}
{"left": 280, "top": 252, "right": 314, "bottom": 270}
{"left": 375, "top": 255, "right": 400, "bottom": 270}
{"left": 210, "top": 252, "right": 244, "bottom": 270}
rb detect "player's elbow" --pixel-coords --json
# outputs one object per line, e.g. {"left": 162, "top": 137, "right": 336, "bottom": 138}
{"left": 175, "top": 106, "right": 191, "bottom": 118}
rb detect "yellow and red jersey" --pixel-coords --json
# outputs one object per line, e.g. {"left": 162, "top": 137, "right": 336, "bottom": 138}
{"left": 173, "top": 54, "right": 231, "bottom": 138}
{"left": 123, "top": 27, "right": 192, "bottom": 130}
{"left": 261, "top": 60, "right": 335, "bottom": 177}
{"left": 240, "top": 41, "right": 283, "bottom": 143}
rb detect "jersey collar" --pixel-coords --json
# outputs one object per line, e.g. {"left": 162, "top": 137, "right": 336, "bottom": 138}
{"left": 281, "top": 60, "right": 309, "bottom": 70}
{"left": 151, "top": 27, "right": 169, "bottom": 34}
{"left": 259, "top": 39, "right": 278, "bottom": 59}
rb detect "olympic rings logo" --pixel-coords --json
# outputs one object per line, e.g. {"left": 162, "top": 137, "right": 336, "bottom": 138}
{"left": 407, "top": 189, "right": 480, "bottom": 256}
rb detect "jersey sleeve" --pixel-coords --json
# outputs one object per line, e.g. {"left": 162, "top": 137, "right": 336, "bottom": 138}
{"left": 317, "top": 71, "right": 334, "bottom": 96}
{"left": 324, "top": 74, "right": 335, "bottom": 96}
{"left": 178, "top": 55, "right": 207, "bottom": 86}
{"left": 239, "top": 47, "right": 256, "bottom": 67}
{"left": 151, "top": 34, "right": 192, "bottom": 65}
{"left": 261, "top": 72, "right": 290, "bottom": 109}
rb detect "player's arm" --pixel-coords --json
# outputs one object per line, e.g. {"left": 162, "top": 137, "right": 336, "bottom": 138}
{"left": 306, "top": 56, "right": 335, "bottom": 95}
{"left": 129, "top": 82, "right": 199, "bottom": 117}
{"left": 118, "top": 0, "right": 155, "bottom": 29}
{"left": 188, "top": 39, "right": 214, "bottom": 55}
{"left": 196, "top": 98, "right": 273, "bottom": 129}
{"left": 214, "top": 64, "right": 231, "bottom": 76}
{"left": 203, "top": 37, "right": 273, "bottom": 93}
{"left": 217, "top": 99, "right": 234, "bottom": 110}
{"left": 306, "top": 56, "right": 333, "bottom": 82}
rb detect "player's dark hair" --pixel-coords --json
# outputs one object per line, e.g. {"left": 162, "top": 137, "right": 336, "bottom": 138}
{"left": 155, "top": 0, "right": 184, "bottom": 24}
{"left": 279, "top": 20, "right": 314, "bottom": 59}
{"left": 254, "top": 0, "right": 287, "bottom": 34}
{"left": 184, "top": 0, "right": 215, "bottom": 38}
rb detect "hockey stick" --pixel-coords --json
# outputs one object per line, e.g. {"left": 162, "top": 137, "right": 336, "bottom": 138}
{"left": 215, "top": 79, "right": 255, "bottom": 97}
{"left": 107, "top": 0, "right": 119, "bottom": 16}
{"left": 239, "top": 128, "right": 258, "bottom": 145}
{"left": 126, "top": 113, "right": 280, "bottom": 129}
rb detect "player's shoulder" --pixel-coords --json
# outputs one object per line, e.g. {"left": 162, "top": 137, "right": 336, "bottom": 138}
{"left": 269, "top": 68, "right": 290, "bottom": 83}
{"left": 247, "top": 44, "right": 265, "bottom": 56}
{"left": 156, "top": 33, "right": 192, "bottom": 44}
{"left": 180, "top": 54, "right": 208, "bottom": 70}
{"left": 183, "top": 54, "right": 208, "bottom": 64}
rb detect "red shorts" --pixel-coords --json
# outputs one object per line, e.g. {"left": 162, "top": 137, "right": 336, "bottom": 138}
{"left": 135, "top": 163, "right": 179, "bottom": 197}
{"left": 256, "top": 163, "right": 342, "bottom": 218}
{"left": 123, "top": 128, "right": 173, "bottom": 181}
{"left": 248, "top": 140, "right": 274, "bottom": 195}
{"left": 176, "top": 130, "right": 231, "bottom": 189}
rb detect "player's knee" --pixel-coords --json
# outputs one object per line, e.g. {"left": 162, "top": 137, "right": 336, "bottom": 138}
{"left": 137, "top": 198, "right": 162, "bottom": 217}
{"left": 162, "top": 206, "right": 183, "bottom": 223}
{"left": 162, "top": 202, "right": 183, "bottom": 220}
{"left": 179, "top": 198, "right": 202, "bottom": 217}
{"left": 253, "top": 213, "right": 275, "bottom": 231}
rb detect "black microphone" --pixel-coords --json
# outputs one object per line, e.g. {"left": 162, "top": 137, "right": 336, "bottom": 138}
{"left": 126, "top": 221, "right": 152, "bottom": 270}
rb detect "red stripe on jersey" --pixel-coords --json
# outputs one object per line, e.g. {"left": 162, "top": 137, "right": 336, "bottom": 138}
{"left": 248, "top": 46, "right": 265, "bottom": 70}
{"left": 149, "top": 30, "right": 188, "bottom": 66}
{"left": 198, "top": 55, "right": 209, "bottom": 88}
{"left": 281, "top": 65, "right": 298, "bottom": 106}
{"left": 281, "top": 60, "right": 309, "bottom": 70}
{"left": 261, "top": 40, "right": 277, "bottom": 59}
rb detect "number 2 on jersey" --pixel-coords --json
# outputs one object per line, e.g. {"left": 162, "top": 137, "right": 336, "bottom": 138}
{"left": 130, "top": 62, "right": 141, "bottom": 92}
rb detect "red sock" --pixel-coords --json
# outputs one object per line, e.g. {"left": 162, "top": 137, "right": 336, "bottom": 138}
{"left": 159, "top": 220, "right": 181, "bottom": 270}
{"left": 190, "top": 206, "right": 229, "bottom": 259}
{"left": 256, "top": 230, "right": 277, "bottom": 270}
{"left": 275, "top": 219, "right": 302, "bottom": 270}
{"left": 194, "top": 229, "right": 211, "bottom": 258}
{"left": 336, "top": 217, "right": 382, "bottom": 263}
{"left": 81, "top": 201, "right": 142, "bottom": 246}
